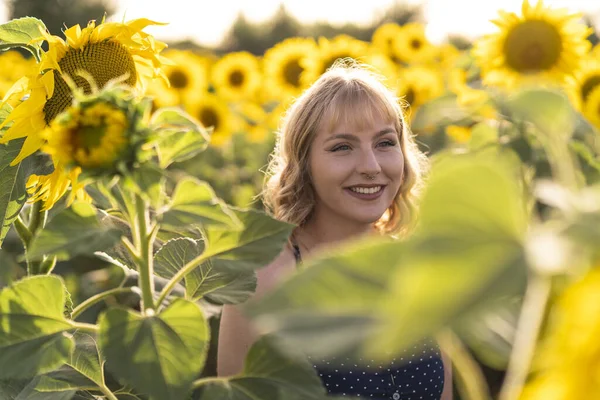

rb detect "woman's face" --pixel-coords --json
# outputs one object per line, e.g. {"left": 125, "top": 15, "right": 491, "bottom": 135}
{"left": 308, "top": 110, "right": 405, "bottom": 228}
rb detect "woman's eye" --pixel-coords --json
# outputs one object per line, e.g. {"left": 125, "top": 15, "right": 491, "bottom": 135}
{"left": 331, "top": 144, "right": 351, "bottom": 152}
{"left": 378, "top": 140, "right": 396, "bottom": 147}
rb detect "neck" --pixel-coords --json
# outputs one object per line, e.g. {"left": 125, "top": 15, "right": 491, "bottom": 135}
{"left": 297, "top": 209, "right": 376, "bottom": 251}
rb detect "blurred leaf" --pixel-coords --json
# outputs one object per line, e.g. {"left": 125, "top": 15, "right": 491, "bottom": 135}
{"left": 196, "top": 336, "right": 326, "bottom": 400}
{"left": 35, "top": 332, "right": 104, "bottom": 392}
{"left": 154, "top": 237, "right": 256, "bottom": 304}
{"left": 121, "top": 164, "right": 166, "bottom": 210}
{"left": 469, "top": 122, "right": 498, "bottom": 150}
{"left": 455, "top": 296, "right": 520, "bottom": 370}
{"left": 150, "top": 107, "right": 210, "bottom": 168}
{"left": 160, "top": 177, "right": 240, "bottom": 230}
{"left": 0, "top": 275, "right": 74, "bottom": 380}
{"left": 99, "top": 298, "right": 208, "bottom": 400}
{"left": 507, "top": 88, "right": 575, "bottom": 139}
{"left": 27, "top": 202, "right": 122, "bottom": 261}
{"left": 0, "top": 17, "right": 46, "bottom": 59}
{"left": 251, "top": 151, "right": 529, "bottom": 361}
{"left": 411, "top": 94, "right": 470, "bottom": 133}
{"left": 13, "top": 378, "right": 76, "bottom": 400}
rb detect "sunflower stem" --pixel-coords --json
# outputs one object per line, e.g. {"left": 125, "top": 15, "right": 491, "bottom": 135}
{"left": 498, "top": 275, "right": 552, "bottom": 400}
{"left": 71, "top": 287, "right": 141, "bottom": 320}
{"left": 134, "top": 193, "right": 155, "bottom": 312}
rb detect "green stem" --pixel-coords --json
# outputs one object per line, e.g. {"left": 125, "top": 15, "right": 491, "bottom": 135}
{"left": 437, "top": 329, "right": 492, "bottom": 400}
{"left": 39, "top": 255, "right": 57, "bottom": 275}
{"left": 192, "top": 376, "right": 229, "bottom": 389}
{"left": 135, "top": 194, "right": 155, "bottom": 312}
{"left": 25, "top": 202, "right": 47, "bottom": 275}
{"left": 498, "top": 275, "right": 552, "bottom": 400}
{"left": 14, "top": 216, "right": 32, "bottom": 246}
{"left": 97, "top": 384, "right": 119, "bottom": 400}
{"left": 70, "top": 321, "right": 100, "bottom": 334}
{"left": 155, "top": 251, "right": 210, "bottom": 309}
{"left": 71, "top": 287, "right": 141, "bottom": 320}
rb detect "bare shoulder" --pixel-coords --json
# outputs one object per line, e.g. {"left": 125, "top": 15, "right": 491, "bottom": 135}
{"left": 254, "top": 245, "right": 297, "bottom": 300}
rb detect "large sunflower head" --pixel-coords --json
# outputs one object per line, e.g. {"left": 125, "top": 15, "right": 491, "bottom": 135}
{"left": 301, "top": 35, "right": 370, "bottom": 86}
{"left": 263, "top": 37, "right": 318, "bottom": 101}
{"left": 211, "top": 51, "right": 262, "bottom": 101}
{"left": 472, "top": 0, "right": 592, "bottom": 89}
{"left": 0, "top": 18, "right": 170, "bottom": 165}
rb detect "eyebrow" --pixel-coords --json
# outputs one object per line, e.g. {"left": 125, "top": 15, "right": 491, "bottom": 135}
{"left": 324, "top": 127, "right": 397, "bottom": 143}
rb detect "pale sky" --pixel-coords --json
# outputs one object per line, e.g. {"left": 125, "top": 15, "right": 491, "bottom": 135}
{"left": 107, "top": 0, "right": 600, "bottom": 46}
{"left": 1, "top": 0, "right": 598, "bottom": 47}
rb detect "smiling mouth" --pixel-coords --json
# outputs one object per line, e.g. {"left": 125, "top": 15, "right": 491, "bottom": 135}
{"left": 348, "top": 186, "right": 383, "bottom": 194}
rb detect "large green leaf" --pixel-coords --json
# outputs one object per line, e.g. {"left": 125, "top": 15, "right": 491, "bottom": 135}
{"left": 0, "top": 17, "right": 46, "bottom": 59}
{"left": 197, "top": 336, "right": 326, "bottom": 400}
{"left": 27, "top": 202, "right": 122, "bottom": 261}
{"left": 150, "top": 108, "right": 210, "bottom": 168}
{"left": 159, "top": 177, "right": 240, "bottom": 230}
{"left": 411, "top": 93, "right": 471, "bottom": 133}
{"left": 154, "top": 237, "right": 257, "bottom": 304}
{"left": 98, "top": 298, "right": 209, "bottom": 400}
{"left": 35, "top": 332, "right": 104, "bottom": 393}
{"left": 0, "top": 275, "right": 74, "bottom": 379}
{"left": 250, "top": 151, "right": 529, "bottom": 361}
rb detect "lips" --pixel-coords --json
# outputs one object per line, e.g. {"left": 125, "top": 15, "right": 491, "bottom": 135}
{"left": 344, "top": 184, "right": 386, "bottom": 200}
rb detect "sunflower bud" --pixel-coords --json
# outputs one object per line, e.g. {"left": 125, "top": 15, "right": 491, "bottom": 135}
{"left": 42, "top": 86, "right": 150, "bottom": 177}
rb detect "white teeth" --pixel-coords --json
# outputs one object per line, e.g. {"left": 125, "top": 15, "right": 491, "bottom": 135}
{"left": 349, "top": 186, "right": 382, "bottom": 194}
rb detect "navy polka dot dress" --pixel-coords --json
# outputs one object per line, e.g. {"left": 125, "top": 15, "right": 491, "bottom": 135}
{"left": 308, "top": 337, "right": 444, "bottom": 399}
{"left": 290, "top": 240, "right": 445, "bottom": 399}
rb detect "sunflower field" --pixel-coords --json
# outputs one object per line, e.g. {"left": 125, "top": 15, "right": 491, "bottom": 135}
{"left": 0, "top": 0, "right": 600, "bottom": 399}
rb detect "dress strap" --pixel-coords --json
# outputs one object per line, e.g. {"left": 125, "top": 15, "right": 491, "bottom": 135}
{"left": 289, "top": 236, "right": 302, "bottom": 265}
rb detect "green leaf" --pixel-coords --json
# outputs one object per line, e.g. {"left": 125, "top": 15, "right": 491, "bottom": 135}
{"left": 469, "top": 122, "right": 498, "bottom": 150}
{"left": 507, "top": 88, "right": 576, "bottom": 139}
{"left": 0, "top": 17, "right": 47, "bottom": 59}
{"left": 121, "top": 164, "right": 166, "bottom": 210}
{"left": 27, "top": 202, "right": 122, "bottom": 261}
{"left": 202, "top": 208, "right": 295, "bottom": 271}
{"left": 0, "top": 275, "right": 74, "bottom": 379}
{"left": 154, "top": 237, "right": 256, "bottom": 304}
{"left": 35, "top": 332, "right": 104, "bottom": 392}
{"left": 160, "top": 177, "right": 240, "bottom": 230}
{"left": 249, "top": 238, "right": 403, "bottom": 358}
{"left": 411, "top": 93, "right": 471, "bottom": 133}
{"left": 197, "top": 336, "right": 326, "bottom": 400}
{"left": 15, "top": 378, "right": 76, "bottom": 400}
{"left": 150, "top": 108, "right": 210, "bottom": 168}
{"left": 99, "top": 298, "right": 209, "bottom": 400}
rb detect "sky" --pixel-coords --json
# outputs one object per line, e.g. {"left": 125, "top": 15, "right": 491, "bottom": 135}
{"left": 2, "top": 0, "right": 599, "bottom": 47}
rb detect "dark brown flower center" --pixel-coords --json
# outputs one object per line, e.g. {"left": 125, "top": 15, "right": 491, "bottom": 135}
{"left": 199, "top": 107, "right": 219, "bottom": 131}
{"left": 43, "top": 41, "right": 137, "bottom": 124}
{"left": 504, "top": 20, "right": 562, "bottom": 73}
{"left": 283, "top": 58, "right": 303, "bottom": 87}
{"left": 228, "top": 70, "right": 245, "bottom": 87}
{"left": 581, "top": 75, "right": 600, "bottom": 101}
{"left": 168, "top": 68, "right": 189, "bottom": 89}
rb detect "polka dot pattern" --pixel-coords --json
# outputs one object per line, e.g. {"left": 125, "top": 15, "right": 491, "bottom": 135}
{"left": 308, "top": 338, "right": 444, "bottom": 399}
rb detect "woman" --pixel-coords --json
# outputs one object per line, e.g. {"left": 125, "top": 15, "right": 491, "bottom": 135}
{"left": 218, "top": 61, "right": 453, "bottom": 399}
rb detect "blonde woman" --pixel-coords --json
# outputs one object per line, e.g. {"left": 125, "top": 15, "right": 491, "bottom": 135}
{"left": 218, "top": 61, "right": 453, "bottom": 400}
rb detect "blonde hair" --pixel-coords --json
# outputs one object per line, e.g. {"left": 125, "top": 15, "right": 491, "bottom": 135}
{"left": 262, "top": 60, "right": 429, "bottom": 237}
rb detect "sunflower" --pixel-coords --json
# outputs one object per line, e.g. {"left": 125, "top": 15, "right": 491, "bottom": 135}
{"left": 184, "top": 93, "right": 237, "bottom": 147}
{"left": 392, "top": 22, "right": 437, "bottom": 65}
{"left": 152, "top": 49, "right": 209, "bottom": 104}
{"left": 26, "top": 163, "right": 90, "bottom": 211}
{"left": 211, "top": 51, "right": 261, "bottom": 101}
{"left": 472, "top": 0, "right": 592, "bottom": 89}
{"left": 362, "top": 52, "right": 400, "bottom": 89}
{"left": 565, "top": 56, "right": 600, "bottom": 112}
{"left": 582, "top": 86, "right": 600, "bottom": 130}
{"left": 371, "top": 23, "right": 404, "bottom": 62}
{"left": 449, "top": 68, "right": 497, "bottom": 119}
{"left": 397, "top": 66, "right": 445, "bottom": 112}
{"left": 0, "top": 18, "right": 170, "bottom": 166}
{"left": 263, "top": 37, "right": 318, "bottom": 101}
{"left": 301, "top": 35, "right": 370, "bottom": 86}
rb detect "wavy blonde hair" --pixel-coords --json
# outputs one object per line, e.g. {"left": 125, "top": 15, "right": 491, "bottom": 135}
{"left": 262, "top": 60, "right": 429, "bottom": 237}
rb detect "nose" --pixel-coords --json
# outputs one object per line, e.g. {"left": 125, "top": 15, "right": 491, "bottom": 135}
{"left": 356, "top": 147, "right": 382, "bottom": 176}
